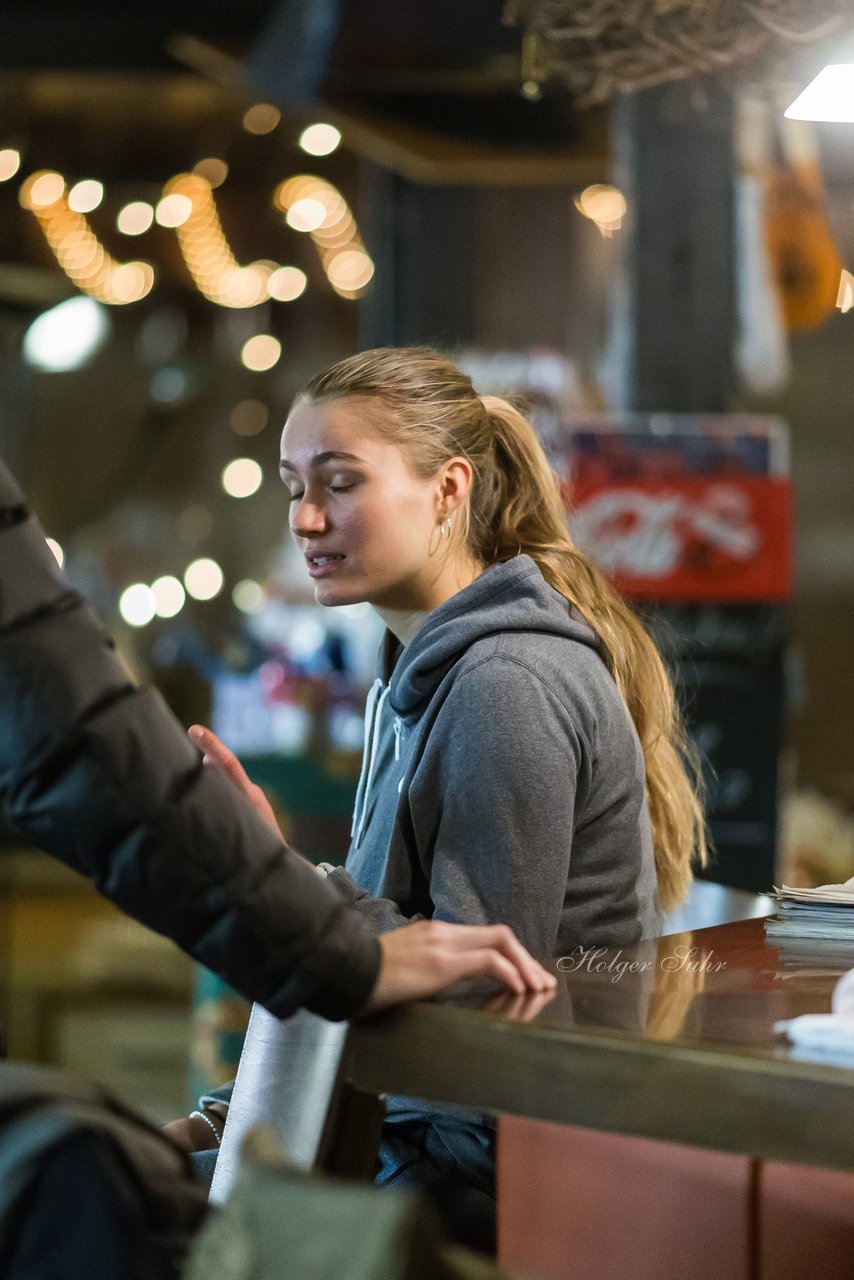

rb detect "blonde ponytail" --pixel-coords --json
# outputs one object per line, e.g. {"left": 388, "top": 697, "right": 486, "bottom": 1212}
{"left": 298, "top": 348, "right": 706, "bottom": 911}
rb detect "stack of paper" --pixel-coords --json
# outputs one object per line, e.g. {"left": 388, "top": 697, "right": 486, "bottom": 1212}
{"left": 766, "top": 878, "right": 854, "bottom": 949}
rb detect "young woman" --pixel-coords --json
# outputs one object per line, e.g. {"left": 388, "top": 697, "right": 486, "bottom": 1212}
{"left": 196, "top": 345, "right": 705, "bottom": 1249}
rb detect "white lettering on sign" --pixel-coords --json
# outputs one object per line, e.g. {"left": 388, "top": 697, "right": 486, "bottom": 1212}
{"left": 570, "top": 485, "right": 759, "bottom": 579}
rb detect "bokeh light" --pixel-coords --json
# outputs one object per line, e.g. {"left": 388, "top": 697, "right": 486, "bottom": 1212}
{"left": 151, "top": 575, "right": 186, "bottom": 618}
{"left": 184, "top": 557, "right": 224, "bottom": 601}
{"left": 268, "top": 266, "right": 307, "bottom": 302}
{"left": 68, "top": 179, "right": 104, "bottom": 213}
{"left": 0, "top": 148, "right": 21, "bottom": 182}
{"left": 45, "top": 537, "right": 64, "bottom": 568}
{"left": 23, "top": 296, "right": 110, "bottom": 371}
{"left": 193, "top": 157, "right": 229, "bottom": 188}
{"left": 233, "top": 579, "right": 265, "bottom": 613}
{"left": 155, "top": 193, "right": 193, "bottom": 228}
{"left": 298, "top": 123, "right": 342, "bottom": 156}
{"left": 243, "top": 103, "right": 281, "bottom": 135}
{"left": 241, "top": 334, "right": 281, "bottom": 372}
{"left": 574, "top": 184, "right": 627, "bottom": 236}
{"left": 117, "top": 201, "right": 154, "bottom": 235}
{"left": 22, "top": 171, "right": 65, "bottom": 208}
{"left": 119, "top": 583, "right": 156, "bottom": 627}
{"left": 285, "top": 197, "right": 327, "bottom": 233}
{"left": 222, "top": 458, "right": 263, "bottom": 498}
{"left": 230, "top": 399, "right": 269, "bottom": 436}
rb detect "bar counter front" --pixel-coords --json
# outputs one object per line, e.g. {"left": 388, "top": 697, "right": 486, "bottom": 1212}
{"left": 327, "top": 918, "right": 854, "bottom": 1279}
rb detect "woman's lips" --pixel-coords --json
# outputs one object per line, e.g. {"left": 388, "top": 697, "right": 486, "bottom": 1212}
{"left": 306, "top": 553, "right": 345, "bottom": 578}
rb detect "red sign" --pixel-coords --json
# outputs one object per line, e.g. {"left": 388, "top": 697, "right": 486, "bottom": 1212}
{"left": 565, "top": 475, "right": 792, "bottom": 603}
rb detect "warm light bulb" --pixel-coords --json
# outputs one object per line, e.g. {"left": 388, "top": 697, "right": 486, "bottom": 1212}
{"left": 0, "top": 148, "right": 22, "bottom": 182}
{"left": 117, "top": 201, "right": 154, "bottom": 235}
{"left": 222, "top": 457, "right": 263, "bottom": 498}
{"left": 285, "top": 197, "right": 327, "bottom": 232}
{"left": 241, "top": 334, "right": 281, "bottom": 372}
{"left": 268, "top": 266, "right": 307, "bottom": 301}
{"left": 184, "top": 557, "right": 224, "bottom": 601}
{"left": 325, "top": 249, "right": 375, "bottom": 292}
{"left": 156, "top": 193, "right": 193, "bottom": 228}
{"left": 68, "top": 179, "right": 104, "bottom": 213}
{"left": 21, "top": 170, "right": 65, "bottom": 209}
{"left": 193, "top": 157, "right": 229, "bottom": 188}
{"left": 299, "top": 123, "right": 342, "bottom": 156}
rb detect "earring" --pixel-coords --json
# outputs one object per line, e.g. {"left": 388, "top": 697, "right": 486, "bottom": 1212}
{"left": 443, "top": 516, "right": 453, "bottom": 539}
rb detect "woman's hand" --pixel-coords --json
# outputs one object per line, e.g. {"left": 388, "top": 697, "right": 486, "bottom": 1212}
{"left": 362, "top": 920, "right": 556, "bottom": 1013}
{"left": 188, "top": 724, "right": 281, "bottom": 835}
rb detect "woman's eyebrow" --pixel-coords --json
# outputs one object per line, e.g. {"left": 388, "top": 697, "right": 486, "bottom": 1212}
{"left": 279, "top": 450, "right": 363, "bottom": 472}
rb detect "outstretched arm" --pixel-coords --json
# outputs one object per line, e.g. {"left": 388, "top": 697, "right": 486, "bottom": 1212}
{"left": 0, "top": 458, "right": 553, "bottom": 1024}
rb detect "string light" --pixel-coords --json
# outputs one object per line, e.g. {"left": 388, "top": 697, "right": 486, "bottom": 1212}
{"left": 19, "top": 171, "right": 155, "bottom": 305}
{"left": 286, "top": 197, "right": 327, "bottom": 232}
{"left": 268, "top": 266, "right": 307, "bottom": 302}
{"left": 155, "top": 193, "right": 193, "bottom": 228}
{"left": 298, "top": 123, "right": 341, "bottom": 157}
{"left": 193, "top": 157, "right": 228, "bottom": 188}
{"left": 241, "top": 334, "right": 281, "bottom": 372}
{"left": 272, "top": 175, "right": 374, "bottom": 299}
{"left": 0, "top": 148, "right": 21, "bottom": 182}
{"left": 68, "top": 179, "right": 104, "bottom": 213}
{"left": 162, "top": 173, "right": 279, "bottom": 308}
{"left": 117, "top": 201, "right": 154, "bottom": 235}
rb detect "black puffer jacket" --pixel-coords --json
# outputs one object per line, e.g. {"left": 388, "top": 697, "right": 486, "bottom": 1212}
{"left": 0, "top": 459, "right": 379, "bottom": 1021}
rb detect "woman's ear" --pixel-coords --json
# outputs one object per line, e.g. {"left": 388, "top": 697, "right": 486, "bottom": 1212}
{"left": 437, "top": 456, "right": 474, "bottom": 515}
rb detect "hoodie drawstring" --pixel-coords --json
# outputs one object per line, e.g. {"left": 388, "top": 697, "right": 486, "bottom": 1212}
{"left": 353, "top": 682, "right": 392, "bottom": 848}
{"left": 351, "top": 678, "right": 382, "bottom": 838}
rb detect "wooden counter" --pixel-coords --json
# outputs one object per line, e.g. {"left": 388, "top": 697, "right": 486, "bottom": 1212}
{"left": 331, "top": 918, "right": 854, "bottom": 1173}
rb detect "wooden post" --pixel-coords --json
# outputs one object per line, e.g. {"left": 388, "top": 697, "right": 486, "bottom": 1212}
{"left": 358, "top": 165, "right": 475, "bottom": 349}
{"left": 610, "top": 83, "right": 735, "bottom": 413}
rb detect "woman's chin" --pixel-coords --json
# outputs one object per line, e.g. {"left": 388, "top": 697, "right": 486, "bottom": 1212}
{"left": 313, "top": 580, "right": 362, "bottom": 608}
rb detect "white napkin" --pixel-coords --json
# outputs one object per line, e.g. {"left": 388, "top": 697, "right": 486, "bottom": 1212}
{"left": 775, "top": 966, "right": 854, "bottom": 1062}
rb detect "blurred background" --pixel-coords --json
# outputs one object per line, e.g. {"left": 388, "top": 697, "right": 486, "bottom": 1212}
{"left": 2, "top": 0, "right": 854, "bottom": 1119}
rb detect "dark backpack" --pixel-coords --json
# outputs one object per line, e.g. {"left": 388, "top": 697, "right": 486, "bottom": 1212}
{"left": 0, "top": 1061, "right": 207, "bottom": 1279}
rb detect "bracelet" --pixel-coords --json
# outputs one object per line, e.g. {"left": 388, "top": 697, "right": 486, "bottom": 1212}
{"left": 189, "top": 1109, "right": 223, "bottom": 1147}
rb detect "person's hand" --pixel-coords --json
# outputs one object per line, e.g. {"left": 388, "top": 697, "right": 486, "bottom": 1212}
{"left": 188, "top": 724, "right": 281, "bottom": 835}
{"left": 362, "top": 920, "right": 556, "bottom": 1013}
{"left": 162, "top": 1105, "right": 227, "bottom": 1153}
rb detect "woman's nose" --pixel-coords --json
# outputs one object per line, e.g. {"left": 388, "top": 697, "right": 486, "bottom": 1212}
{"left": 290, "top": 496, "right": 328, "bottom": 536}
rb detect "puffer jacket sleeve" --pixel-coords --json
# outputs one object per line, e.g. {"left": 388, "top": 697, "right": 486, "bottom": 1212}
{"left": 0, "top": 459, "right": 380, "bottom": 1022}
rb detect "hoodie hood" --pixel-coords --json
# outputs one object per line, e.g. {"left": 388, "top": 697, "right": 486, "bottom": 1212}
{"left": 384, "top": 555, "right": 606, "bottom": 717}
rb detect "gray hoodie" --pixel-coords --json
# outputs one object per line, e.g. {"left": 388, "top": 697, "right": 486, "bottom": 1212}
{"left": 328, "top": 555, "right": 660, "bottom": 958}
